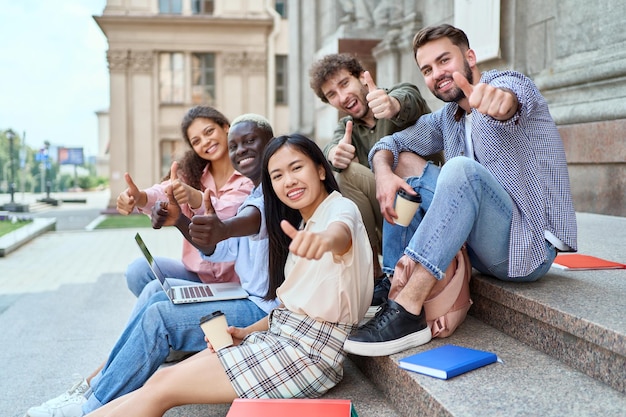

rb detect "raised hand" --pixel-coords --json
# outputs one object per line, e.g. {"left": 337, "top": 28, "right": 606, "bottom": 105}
{"left": 330, "top": 120, "right": 356, "bottom": 169}
{"left": 364, "top": 70, "right": 400, "bottom": 120}
{"left": 151, "top": 182, "right": 181, "bottom": 229}
{"left": 453, "top": 71, "right": 518, "bottom": 121}
{"left": 116, "top": 172, "right": 142, "bottom": 215}
{"left": 169, "top": 161, "right": 189, "bottom": 205}
{"left": 189, "top": 189, "right": 227, "bottom": 252}
{"left": 280, "top": 220, "right": 332, "bottom": 260}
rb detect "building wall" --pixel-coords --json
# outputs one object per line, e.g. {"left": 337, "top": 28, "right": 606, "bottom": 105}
{"left": 95, "top": 0, "right": 288, "bottom": 208}
{"left": 289, "top": 0, "right": 626, "bottom": 216}
{"left": 94, "top": 110, "right": 110, "bottom": 179}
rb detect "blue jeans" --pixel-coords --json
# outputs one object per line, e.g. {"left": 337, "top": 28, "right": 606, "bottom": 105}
{"left": 382, "top": 157, "right": 556, "bottom": 281}
{"left": 82, "top": 280, "right": 267, "bottom": 414}
{"left": 125, "top": 256, "right": 202, "bottom": 297}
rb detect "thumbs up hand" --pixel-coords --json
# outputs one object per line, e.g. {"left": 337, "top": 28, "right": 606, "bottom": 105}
{"left": 280, "top": 220, "right": 331, "bottom": 260}
{"left": 364, "top": 71, "right": 401, "bottom": 120}
{"left": 189, "top": 189, "right": 227, "bottom": 250}
{"left": 151, "top": 173, "right": 182, "bottom": 229}
{"left": 330, "top": 120, "right": 357, "bottom": 169}
{"left": 169, "top": 161, "right": 203, "bottom": 209}
{"left": 202, "top": 187, "right": 215, "bottom": 216}
{"left": 452, "top": 71, "right": 518, "bottom": 121}
{"left": 169, "top": 161, "right": 187, "bottom": 204}
{"left": 116, "top": 172, "right": 144, "bottom": 215}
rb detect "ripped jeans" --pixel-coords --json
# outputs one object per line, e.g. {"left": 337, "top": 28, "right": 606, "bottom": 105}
{"left": 382, "top": 157, "right": 556, "bottom": 281}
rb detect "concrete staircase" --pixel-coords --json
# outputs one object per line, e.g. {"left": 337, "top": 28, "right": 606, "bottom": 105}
{"left": 164, "top": 212, "right": 625, "bottom": 417}
{"left": 350, "top": 212, "right": 626, "bottom": 417}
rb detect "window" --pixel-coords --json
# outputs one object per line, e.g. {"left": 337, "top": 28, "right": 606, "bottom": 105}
{"left": 191, "top": 53, "right": 216, "bottom": 105}
{"left": 275, "top": 0, "right": 287, "bottom": 18}
{"left": 159, "top": 0, "right": 182, "bottom": 14}
{"left": 159, "top": 52, "right": 185, "bottom": 104}
{"left": 192, "top": 0, "right": 214, "bottom": 14}
{"left": 160, "top": 140, "right": 180, "bottom": 179}
{"left": 275, "top": 55, "right": 288, "bottom": 105}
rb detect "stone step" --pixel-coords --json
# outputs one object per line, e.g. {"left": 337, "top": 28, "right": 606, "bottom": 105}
{"left": 349, "top": 212, "right": 626, "bottom": 416}
{"left": 469, "top": 267, "right": 626, "bottom": 394}
{"left": 28, "top": 201, "right": 53, "bottom": 213}
{"left": 350, "top": 316, "right": 626, "bottom": 417}
{"left": 468, "top": 212, "right": 626, "bottom": 394}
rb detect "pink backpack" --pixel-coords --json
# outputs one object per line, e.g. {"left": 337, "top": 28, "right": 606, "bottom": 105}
{"left": 391, "top": 246, "right": 472, "bottom": 338}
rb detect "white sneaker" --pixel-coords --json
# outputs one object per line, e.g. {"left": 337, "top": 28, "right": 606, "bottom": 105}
{"left": 25, "top": 375, "right": 89, "bottom": 417}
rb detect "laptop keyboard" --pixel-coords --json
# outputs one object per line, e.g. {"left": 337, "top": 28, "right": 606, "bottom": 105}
{"left": 182, "top": 285, "right": 213, "bottom": 299}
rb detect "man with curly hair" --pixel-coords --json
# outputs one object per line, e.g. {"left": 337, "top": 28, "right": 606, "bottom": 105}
{"left": 309, "top": 53, "right": 442, "bottom": 295}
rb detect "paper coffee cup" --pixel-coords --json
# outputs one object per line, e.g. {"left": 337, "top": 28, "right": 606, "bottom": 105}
{"left": 394, "top": 189, "right": 421, "bottom": 227}
{"left": 199, "top": 311, "right": 233, "bottom": 351}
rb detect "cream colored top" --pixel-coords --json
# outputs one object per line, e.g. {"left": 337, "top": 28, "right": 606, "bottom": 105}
{"left": 277, "top": 191, "right": 374, "bottom": 324}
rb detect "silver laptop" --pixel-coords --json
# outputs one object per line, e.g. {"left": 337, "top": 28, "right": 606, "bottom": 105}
{"left": 134, "top": 233, "right": 248, "bottom": 304}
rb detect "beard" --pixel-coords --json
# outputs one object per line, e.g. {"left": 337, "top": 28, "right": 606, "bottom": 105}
{"left": 432, "top": 60, "right": 474, "bottom": 103}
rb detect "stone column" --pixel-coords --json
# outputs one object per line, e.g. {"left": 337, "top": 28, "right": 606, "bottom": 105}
{"left": 106, "top": 49, "right": 130, "bottom": 209}
{"left": 105, "top": 49, "right": 155, "bottom": 209}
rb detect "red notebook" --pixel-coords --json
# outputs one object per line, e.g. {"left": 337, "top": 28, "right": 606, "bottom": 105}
{"left": 551, "top": 254, "right": 626, "bottom": 270}
{"left": 226, "top": 398, "right": 358, "bottom": 417}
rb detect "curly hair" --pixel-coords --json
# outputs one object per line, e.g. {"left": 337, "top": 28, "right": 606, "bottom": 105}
{"left": 309, "top": 53, "right": 364, "bottom": 103}
{"left": 173, "top": 106, "right": 230, "bottom": 190}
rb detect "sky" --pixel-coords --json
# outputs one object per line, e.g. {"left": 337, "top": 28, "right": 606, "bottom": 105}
{"left": 0, "top": 0, "right": 109, "bottom": 158}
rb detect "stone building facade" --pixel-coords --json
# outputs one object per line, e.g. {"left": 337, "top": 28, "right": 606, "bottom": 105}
{"left": 95, "top": 0, "right": 288, "bottom": 208}
{"left": 288, "top": 0, "right": 626, "bottom": 216}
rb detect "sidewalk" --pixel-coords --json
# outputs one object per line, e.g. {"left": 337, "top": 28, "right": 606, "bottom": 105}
{"left": 0, "top": 191, "right": 185, "bottom": 417}
{"left": 0, "top": 193, "right": 400, "bottom": 417}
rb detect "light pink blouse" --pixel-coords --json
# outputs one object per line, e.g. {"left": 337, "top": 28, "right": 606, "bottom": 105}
{"left": 277, "top": 192, "right": 374, "bottom": 324}
{"left": 139, "top": 165, "right": 253, "bottom": 283}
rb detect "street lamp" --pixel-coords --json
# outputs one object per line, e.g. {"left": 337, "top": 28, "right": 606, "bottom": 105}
{"left": 6, "top": 129, "right": 16, "bottom": 204}
{"left": 2, "top": 129, "right": 27, "bottom": 212}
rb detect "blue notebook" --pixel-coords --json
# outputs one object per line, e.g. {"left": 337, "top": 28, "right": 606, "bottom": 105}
{"left": 398, "top": 344, "right": 498, "bottom": 380}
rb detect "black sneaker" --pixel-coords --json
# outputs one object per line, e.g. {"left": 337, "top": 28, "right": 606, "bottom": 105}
{"left": 344, "top": 299, "right": 431, "bottom": 356}
{"left": 371, "top": 276, "right": 391, "bottom": 306}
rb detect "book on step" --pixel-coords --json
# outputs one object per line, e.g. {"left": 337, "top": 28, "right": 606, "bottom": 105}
{"left": 551, "top": 254, "right": 626, "bottom": 270}
{"left": 226, "top": 398, "right": 358, "bottom": 417}
{"left": 398, "top": 344, "right": 498, "bottom": 380}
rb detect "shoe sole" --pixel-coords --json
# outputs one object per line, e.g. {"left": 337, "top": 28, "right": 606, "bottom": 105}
{"left": 343, "top": 327, "right": 432, "bottom": 356}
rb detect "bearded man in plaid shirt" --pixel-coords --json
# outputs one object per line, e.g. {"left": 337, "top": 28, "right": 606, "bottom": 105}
{"left": 344, "top": 24, "right": 577, "bottom": 357}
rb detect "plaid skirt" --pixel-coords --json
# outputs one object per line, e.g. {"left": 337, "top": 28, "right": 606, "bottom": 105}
{"left": 217, "top": 308, "right": 356, "bottom": 398}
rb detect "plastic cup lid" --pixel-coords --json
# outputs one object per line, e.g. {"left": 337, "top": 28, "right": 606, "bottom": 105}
{"left": 200, "top": 310, "right": 224, "bottom": 324}
{"left": 397, "top": 189, "right": 421, "bottom": 203}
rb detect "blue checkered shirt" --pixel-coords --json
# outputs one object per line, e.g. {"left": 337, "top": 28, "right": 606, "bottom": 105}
{"left": 369, "top": 70, "right": 577, "bottom": 277}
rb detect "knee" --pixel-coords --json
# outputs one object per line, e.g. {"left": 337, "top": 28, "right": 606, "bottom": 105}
{"left": 438, "top": 157, "right": 477, "bottom": 184}
{"left": 395, "top": 152, "right": 427, "bottom": 178}
{"left": 336, "top": 162, "right": 370, "bottom": 185}
{"left": 138, "top": 304, "right": 169, "bottom": 339}
{"left": 139, "top": 368, "right": 174, "bottom": 405}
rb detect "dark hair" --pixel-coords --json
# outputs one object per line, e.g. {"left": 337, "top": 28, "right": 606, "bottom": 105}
{"left": 412, "top": 24, "right": 470, "bottom": 57}
{"left": 261, "top": 134, "right": 340, "bottom": 300}
{"left": 309, "top": 53, "right": 365, "bottom": 103}
{"left": 175, "top": 106, "right": 230, "bottom": 190}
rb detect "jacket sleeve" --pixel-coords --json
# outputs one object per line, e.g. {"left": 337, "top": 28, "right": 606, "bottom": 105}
{"left": 387, "top": 83, "right": 431, "bottom": 128}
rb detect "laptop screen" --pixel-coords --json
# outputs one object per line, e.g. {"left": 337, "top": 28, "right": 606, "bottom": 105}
{"left": 134, "top": 233, "right": 172, "bottom": 293}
